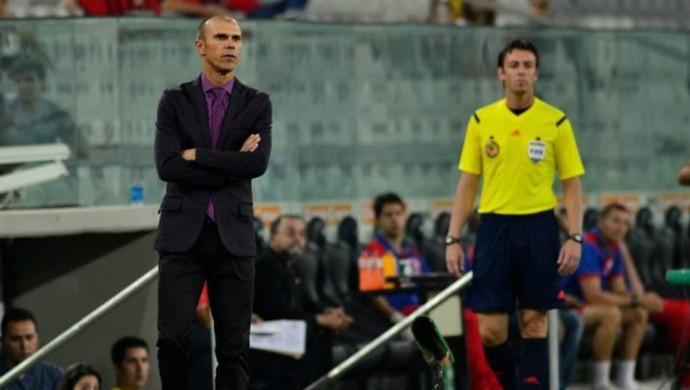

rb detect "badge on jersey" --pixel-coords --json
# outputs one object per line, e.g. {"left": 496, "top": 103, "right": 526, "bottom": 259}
{"left": 528, "top": 140, "right": 546, "bottom": 163}
{"left": 485, "top": 137, "right": 499, "bottom": 158}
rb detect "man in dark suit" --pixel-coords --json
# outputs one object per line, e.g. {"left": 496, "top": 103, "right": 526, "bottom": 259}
{"left": 153, "top": 15, "right": 272, "bottom": 390}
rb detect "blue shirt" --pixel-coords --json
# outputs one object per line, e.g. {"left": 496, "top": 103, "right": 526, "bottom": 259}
{"left": 562, "top": 228, "right": 624, "bottom": 302}
{"left": 0, "top": 361, "right": 63, "bottom": 390}
{"left": 364, "top": 233, "right": 431, "bottom": 313}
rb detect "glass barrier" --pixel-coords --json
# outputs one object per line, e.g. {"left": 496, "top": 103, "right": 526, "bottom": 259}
{"left": 0, "top": 19, "right": 688, "bottom": 208}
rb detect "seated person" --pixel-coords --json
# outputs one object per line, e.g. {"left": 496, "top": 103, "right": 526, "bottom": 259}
{"left": 2, "top": 59, "right": 86, "bottom": 208}
{"left": 58, "top": 363, "right": 102, "bottom": 390}
{"left": 618, "top": 210, "right": 690, "bottom": 388}
{"left": 362, "top": 192, "right": 431, "bottom": 323}
{"left": 563, "top": 203, "right": 664, "bottom": 390}
{"left": 252, "top": 214, "right": 352, "bottom": 390}
{"left": 110, "top": 336, "right": 150, "bottom": 390}
{"left": 0, "top": 308, "right": 63, "bottom": 390}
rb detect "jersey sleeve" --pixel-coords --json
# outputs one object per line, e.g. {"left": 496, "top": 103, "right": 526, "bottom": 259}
{"left": 554, "top": 118, "right": 585, "bottom": 180}
{"left": 458, "top": 114, "right": 482, "bottom": 175}
{"left": 576, "top": 242, "right": 601, "bottom": 278}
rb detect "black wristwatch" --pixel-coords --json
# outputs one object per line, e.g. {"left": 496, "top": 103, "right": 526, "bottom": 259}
{"left": 567, "top": 233, "right": 583, "bottom": 244}
{"left": 630, "top": 294, "right": 639, "bottom": 308}
{"left": 445, "top": 235, "right": 461, "bottom": 246}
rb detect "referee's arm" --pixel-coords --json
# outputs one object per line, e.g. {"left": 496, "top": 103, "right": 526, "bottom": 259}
{"left": 558, "top": 176, "right": 583, "bottom": 275}
{"left": 446, "top": 171, "right": 480, "bottom": 277}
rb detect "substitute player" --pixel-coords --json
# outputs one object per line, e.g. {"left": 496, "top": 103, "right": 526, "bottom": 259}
{"left": 445, "top": 39, "right": 585, "bottom": 390}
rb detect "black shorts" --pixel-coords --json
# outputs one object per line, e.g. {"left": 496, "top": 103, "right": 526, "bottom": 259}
{"left": 468, "top": 210, "right": 564, "bottom": 313}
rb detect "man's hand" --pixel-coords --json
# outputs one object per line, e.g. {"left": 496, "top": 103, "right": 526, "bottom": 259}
{"left": 318, "top": 308, "right": 353, "bottom": 333}
{"left": 445, "top": 243, "right": 465, "bottom": 278}
{"left": 564, "top": 293, "right": 584, "bottom": 310}
{"left": 179, "top": 133, "right": 259, "bottom": 162}
{"left": 251, "top": 313, "right": 263, "bottom": 324}
{"left": 181, "top": 148, "right": 196, "bottom": 161}
{"left": 240, "top": 134, "right": 261, "bottom": 152}
{"left": 640, "top": 292, "right": 664, "bottom": 313}
{"left": 557, "top": 240, "right": 581, "bottom": 275}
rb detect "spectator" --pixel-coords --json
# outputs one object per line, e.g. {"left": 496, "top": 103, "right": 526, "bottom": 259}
{"left": 245, "top": 0, "right": 308, "bottom": 19}
{"left": 362, "top": 192, "right": 431, "bottom": 322}
{"left": 251, "top": 214, "right": 353, "bottom": 390}
{"left": 160, "top": 0, "right": 227, "bottom": 17}
{"left": 8, "top": 0, "right": 84, "bottom": 17}
{"left": 111, "top": 337, "right": 150, "bottom": 390}
{"left": 1, "top": 58, "right": 85, "bottom": 207}
{"left": 678, "top": 159, "right": 690, "bottom": 185}
{"left": 462, "top": 0, "right": 496, "bottom": 26}
{"left": 0, "top": 308, "right": 63, "bottom": 390}
{"left": 77, "top": 0, "right": 160, "bottom": 16}
{"left": 2, "top": 59, "right": 82, "bottom": 153}
{"left": 563, "top": 203, "right": 664, "bottom": 390}
{"left": 0, "top": 0, "right": 9, "bottom": 17}
{"left": 58, "top": 363, "right": 101, "bottom": 390}
{"left": 529, "top": 0, "right": 551, "bottom": 22}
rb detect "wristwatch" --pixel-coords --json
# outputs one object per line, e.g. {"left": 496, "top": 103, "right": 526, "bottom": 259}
{"left": 444, "top": 235, "right": 461, "bottom": 246}
{"left": 567, "top": 233, "right": 583, "bottom": 244}
{"left": 630, "top": 294, "right": 639, "bottom": 308}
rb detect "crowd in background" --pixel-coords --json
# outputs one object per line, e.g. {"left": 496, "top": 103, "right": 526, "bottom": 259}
{"left": 0, "top": 0, "right": 552, "bottom": 25}
{"left": 0, "top": 308, "right": 150, "bottom": 390}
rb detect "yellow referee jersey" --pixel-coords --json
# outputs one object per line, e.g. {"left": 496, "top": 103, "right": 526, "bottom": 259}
{"left": 458, "top": 98, "right": 585, "bottom": 215}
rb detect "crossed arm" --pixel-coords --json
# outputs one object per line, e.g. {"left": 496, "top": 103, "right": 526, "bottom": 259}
{"left": 154, "top": 91, "right": 272, "bottom": 188}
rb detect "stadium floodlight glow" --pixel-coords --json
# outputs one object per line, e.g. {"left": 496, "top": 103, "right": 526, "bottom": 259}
{"left": 0, "top": 144, "right": 71, "bottom": 194}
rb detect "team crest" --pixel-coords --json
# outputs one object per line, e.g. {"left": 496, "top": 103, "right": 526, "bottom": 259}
{"left": 485, "top": 137, "right": 499, "bottom": 158}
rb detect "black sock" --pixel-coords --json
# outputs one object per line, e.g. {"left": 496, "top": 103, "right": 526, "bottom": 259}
{"left": 484, "top": 341, "right": 517, "bottom": 390}
{"left": 518, "top": 338, "right": 548, "bottom": 390}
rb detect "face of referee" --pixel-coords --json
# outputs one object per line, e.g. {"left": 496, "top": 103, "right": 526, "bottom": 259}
{"left": 498, "top": 49, "right": 538, "bottom": 96}
{"left": 598, "top": 208, "right": 630, "bottom": 244}
{"left": 376, "top": 202, "right": 406, "bottom": 242}
{"left": 195, "top": 17, "right": 243, "bottom": 77}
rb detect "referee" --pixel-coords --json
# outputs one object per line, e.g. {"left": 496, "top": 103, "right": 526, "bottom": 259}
{"left": 445, "top": 39, "right": 585, "bottom": 390}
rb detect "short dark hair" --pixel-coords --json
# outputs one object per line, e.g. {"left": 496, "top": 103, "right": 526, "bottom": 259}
{"left": 111, "top": 336, "right": 149, "bottom": 366}
{"left": 11, "top": 58, "right": 46, "bottom": 81}
{"left": 58, "top": 363, "right": 102, "bottom": 390}
{"left": 497, "top": 39, "right": 540, "bottom": 69}
{"left": 269, "top": 215, "right": 304, "bottom": 237}
{"left": 599, "top": 203, "right": 629, "bottom": 219}
{"left": 373, "top": 192, "right": 405, "bottom": 219}
{"left": 1, "top": 308, "right": 37, "bottom": 338}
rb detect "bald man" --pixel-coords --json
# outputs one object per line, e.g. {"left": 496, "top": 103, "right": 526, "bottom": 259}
{"left": 153, "top": 16, "right": 273, "bottom": 390}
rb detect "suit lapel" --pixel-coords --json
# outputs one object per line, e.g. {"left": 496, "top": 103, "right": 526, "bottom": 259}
{"left": 218, "top": 79, "right": 248, "bottom": 149}
{"left": 186, "top": 77, "right": 212, "bottom": 148}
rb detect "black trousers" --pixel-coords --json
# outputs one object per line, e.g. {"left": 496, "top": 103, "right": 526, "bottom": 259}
{"left": 158, "top": 220, "right": 254, "bottom": 390}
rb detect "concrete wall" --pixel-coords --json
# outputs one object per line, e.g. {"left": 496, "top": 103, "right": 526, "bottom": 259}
{"left": 2, "top": 231, "right": 161, "bottom": 389}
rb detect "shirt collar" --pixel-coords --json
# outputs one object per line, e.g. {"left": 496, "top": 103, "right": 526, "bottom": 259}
{"left": 200, "top": 73, "right": 235, "bottom": 95}
{"left": 375, "top": 232, "right": 410, "bottom": 257}
{"left": 589, "top": 227, "right": 619, "bottom": 252}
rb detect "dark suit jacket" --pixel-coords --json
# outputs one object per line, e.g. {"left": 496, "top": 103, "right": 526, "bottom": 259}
{"left": 154, "top": 76, "right": 272, "bottom": 256}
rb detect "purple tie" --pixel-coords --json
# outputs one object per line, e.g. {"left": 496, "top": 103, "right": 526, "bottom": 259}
{"left": 206, "top": 87, "right": 227, "bottom": 221}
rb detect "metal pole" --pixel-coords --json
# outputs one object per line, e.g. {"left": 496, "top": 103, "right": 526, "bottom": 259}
{"left": 548, "top": 309, "right": 559, "bottom": 390}
{"left": 305, "top": 271, "right": 473, "bottom": 390}
{"left": 0, "top": 266, "right": 159, "bottom": 388}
